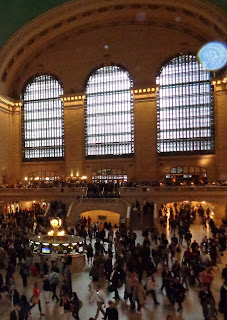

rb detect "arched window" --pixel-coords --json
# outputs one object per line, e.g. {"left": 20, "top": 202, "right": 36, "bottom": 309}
{"left": 22, "top": 74, "right": 64, "bottom": 160}
{"left": 85, "top": 65, "right": 134, "bottom": 158}
{"left": 156, "top": 54, "right": 214, "bottom": 154}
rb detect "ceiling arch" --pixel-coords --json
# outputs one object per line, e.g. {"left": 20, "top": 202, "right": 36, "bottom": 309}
{"left": 0, "top": 0, "right": 226, "bottom": 50}
{"left": 0, "top": 0, "right": 226, "bottom": 95}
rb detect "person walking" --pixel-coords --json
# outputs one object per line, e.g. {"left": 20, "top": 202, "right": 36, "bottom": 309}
{"left": 10, "top": 303, "right": 23, "bottom": 320}
{"left": 43, "top": 275, "right": 51, "bottom": 303}
{"left": 145, "top": 272, "right": 159, "bottom": 305}
{"left": 89, "top": 284, "right": 106, "bottom": 320}
{"left": 20, "top": 295, "right": 31, "bottom": 320}
{"left": 219, "top": 280, "right": 227, "bottom": 320}
{"left": 20, "top": 261, "right": 29, "bottom": 288}
{"left": 30, "top": 282, "right": 45, "bottom": 316}
{"left": 171, "top": 278, "right": 186, "bottom": 312}
{"left": 49, "top": 268, "right": 59, "bottom": 302}
{"left": 132, "top": 280, "right": 146, "bottom": 312}
{"left": 51, "top": 250, "right": 58, "bottom": 268}
{"left": 71, "top": 291, "right": 82, "bottom": 320}
{"left": 104, "top": 301, "right": 119, "bottom": 320}
{"left": 64, "top": 265, "right": 72, "bottom": 293}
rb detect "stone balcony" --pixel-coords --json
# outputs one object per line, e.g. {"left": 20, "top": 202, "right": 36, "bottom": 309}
{"left": 120, "top": 186, "right": 227, "bottom": 205}
{"left": 0, "top": 185, "right": 227, "bottom": 206}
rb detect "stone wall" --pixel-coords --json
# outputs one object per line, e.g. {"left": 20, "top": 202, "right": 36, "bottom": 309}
{"left": 0, "top": 0, "right": 225, "bottom": 184}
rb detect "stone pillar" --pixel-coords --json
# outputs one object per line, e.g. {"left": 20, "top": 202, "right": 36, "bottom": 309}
{"left": 133, "top": 87, "right": 159, "bottom": 181}
{"left": 214, "top": 81, "right": 227, "bottom": 180}
{"left": 61, "top": 93, "right": 86, "bottom": 179}
{"left": 0, "top": 96, "right": 22, "bottom": 185}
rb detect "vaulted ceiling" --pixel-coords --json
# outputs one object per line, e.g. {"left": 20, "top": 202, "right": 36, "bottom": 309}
{"left": 1, "top": 0, "right": 227, "bottom": 48}
{"left": 0, "top": 0, "right": 226, "bottom": 96}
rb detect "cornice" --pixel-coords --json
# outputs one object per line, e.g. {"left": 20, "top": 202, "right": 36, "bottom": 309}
{"left": 60, "top": 93, "right": 85, "bottom": 109}
{"left": 213, "top": 77, "right": 227, "bottom": 95}
{"left": 133, "top": 87, "right": 158, "bottom": 103}
{"left": 0, "top": 95, "right": 22, "bottom": 114}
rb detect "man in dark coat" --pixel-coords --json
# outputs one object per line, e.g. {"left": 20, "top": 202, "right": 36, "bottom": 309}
{"left": 10, "top": 304, "right": 23, "bottom": 320}
{"left": 222, "top": 264, "right": 227, "bottom": 282}
{"left": 104, "top": 301, "right": 119, "bottom": 320}
{"left": 20, "top": 261, "right": 29, "bottom": 287}
{"left": 219, "top": 280, "right": 227, "bottom": 320}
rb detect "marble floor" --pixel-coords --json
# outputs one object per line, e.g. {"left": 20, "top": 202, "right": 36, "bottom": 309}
{"left": 0, "top": 217, "right": 226, "bottom": 320}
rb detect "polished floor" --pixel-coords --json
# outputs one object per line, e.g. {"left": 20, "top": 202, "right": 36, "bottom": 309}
{"left": 0, "top": 216, "right": 226, "bottom": 320}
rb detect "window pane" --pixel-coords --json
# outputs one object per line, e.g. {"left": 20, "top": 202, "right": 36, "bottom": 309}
{"left": 92, "top": 168, "right": 128, "bottom": 183}
{"left": 22, "top": 75, "right": 64, "bottom": 160}
{"left": 85, "top": 65, "right": 134, "bottom": 158}
{"left": 157, "top": 55, "right": 214, "bottom": 155}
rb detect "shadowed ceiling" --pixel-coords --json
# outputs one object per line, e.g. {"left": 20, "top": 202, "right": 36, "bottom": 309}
{"left": 0, "top": 0, "right": 226, "bottom": 48}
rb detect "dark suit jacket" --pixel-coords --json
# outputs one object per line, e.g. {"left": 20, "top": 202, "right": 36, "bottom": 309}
{"left": 104, "top": 307, "right": 119, "bottom": 320}
{"left": 10, "top": 310, "right": 23, "bottom": 320}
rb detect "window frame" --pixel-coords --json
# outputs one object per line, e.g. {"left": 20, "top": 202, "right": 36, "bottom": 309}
{"left": 84, "top": 63, "right": 134, "bottom": 159}
{"left": 21, "top": 73, "right": 65, "bottom": 162}
{"left": 156, "top": 54, "right": 215, "bottom": 156}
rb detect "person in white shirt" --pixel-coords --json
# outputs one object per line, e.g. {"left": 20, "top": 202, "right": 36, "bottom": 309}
{"left": 51, "top": 250, "right": 58, "bottom": 267}
{"left": 89, "top": 284, "right": 106, "bottom": 320}
{"left": 200, "top": 251, "right": 211, "bottom": 267}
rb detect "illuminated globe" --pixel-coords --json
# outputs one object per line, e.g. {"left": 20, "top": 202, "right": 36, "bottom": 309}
{"left": 198, "top": 41, "right": 227, "bottom": 71}
{"left": 50, "top": 217, "right": 62, "bottom": 229}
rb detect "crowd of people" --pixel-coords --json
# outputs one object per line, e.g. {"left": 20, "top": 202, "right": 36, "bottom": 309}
{"left": 0, "top": 208, "right": 83, "bottom": 320}
{"left": 82, "top": 202, "right": 227, "bottom": 320}
{"left": 1, "top": 178, "right": 227, "bottom": 190}
{"left": 0, "top": 201, "right": 227, "bottom": 319}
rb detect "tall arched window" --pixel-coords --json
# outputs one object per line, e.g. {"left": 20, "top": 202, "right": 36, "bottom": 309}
{"left": 156, "top": 54, "right": 214, "bottom": 154}
{"left": 85, "top": 65, "right": 134, "bottom": 158}
{"left": 22, "top": 74, "right": 64, "bottom": 160}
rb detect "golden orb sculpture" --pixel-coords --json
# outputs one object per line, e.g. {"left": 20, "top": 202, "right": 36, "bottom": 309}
{"left": 48, "top": 217, "right": 65, "bottom": 236}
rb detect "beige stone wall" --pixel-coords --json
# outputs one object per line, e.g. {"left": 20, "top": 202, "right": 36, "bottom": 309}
{"left": 0, "top": 0, "right": 225, "bottom": 185}
{"left": 5, "top": 82, "right": 227, "bottom": 185}
{"left": 134, "top": 92, "right": 159, "bottom": 181}
{"left": 215, "top": 83, "right": 227, "bottom": 181}
{"left": 21, "top": 161, "right": 65, "bottom": 181}
{"left": 9, "top": 108, "right": 21, "bottom": 184}
{"left": 0, "top": 106, "right": 11, "bottom": 184}
{"left": 158, "top": 154, "right": 217, "bottom": 182}
{"left": 64, "top": 99, "right": 86, "bottom": 178}
{"left": 4, "top": 82, "right": 227, "bottom": 185}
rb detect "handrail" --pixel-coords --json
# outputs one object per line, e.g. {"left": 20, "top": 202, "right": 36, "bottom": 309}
{"left": 0, "top": 185, "right": 227, "bottom": 191}
{"left": 79, "top": 198, "right": 118, "bottom": 203}
{"left": 120, "top": 186, "right": 227, "bottom": 192}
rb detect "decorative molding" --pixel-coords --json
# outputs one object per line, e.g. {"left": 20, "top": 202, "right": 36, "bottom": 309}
{"left": 0, "top": 105, "right": 12, "bottom": 115}
{"left": 212, "top": 78, "right": 227, "bottom": 95}
{"left": 133, "top": 87, "right": 159, "bottom": 94}
{"left": 0, "top": 95, "right": 22, "bottom": 114}
{"left": 212, "top": 77, "right": 227, "bottom": 86}
{"left": 60, "top": 94, "right": 85, "bottom": 109}
{"left": 0, "top": 95, "right": 22, "bottom": 107}
{"left": 61, "top": 88, "right": 160, "bottom": 106}
{"left": 133, "top": 87, "right": 158, "bottom": 102}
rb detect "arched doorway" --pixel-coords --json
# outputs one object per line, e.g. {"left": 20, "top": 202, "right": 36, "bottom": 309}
{"left": 161, "top": 201, "right": 225, "bottom": 225}
{"left": 80, "top": 210, "right": 120, "bottom": 227}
